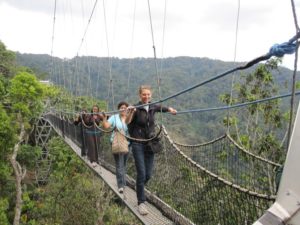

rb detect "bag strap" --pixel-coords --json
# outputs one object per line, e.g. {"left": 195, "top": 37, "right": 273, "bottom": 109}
{"left": 113, "top": 114, "right": 126, "bottom": 134}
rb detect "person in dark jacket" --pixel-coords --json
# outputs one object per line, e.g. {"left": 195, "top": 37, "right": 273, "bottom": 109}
{"left": 83, "top": 105, "right": 104, "bottom": 167}
{"left": 74, "top": 109, "right": 87, "bottom": 157}
{"left": 126, "top": 85, "right": 177, "bottom": 215}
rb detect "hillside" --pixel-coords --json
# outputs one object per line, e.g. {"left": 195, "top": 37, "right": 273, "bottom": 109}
{"left": 16, "top": 53, "right": 298, "bottom": 143}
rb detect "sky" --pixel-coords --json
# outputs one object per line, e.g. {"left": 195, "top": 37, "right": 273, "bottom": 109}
{"left": 0, "top": 0, "right": 299, "bottom": 70}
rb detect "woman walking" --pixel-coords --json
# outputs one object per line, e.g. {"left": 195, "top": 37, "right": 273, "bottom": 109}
{"left": 102, "top": 101, "right": 130, "bottom": 193}
{"left": 126, "top": 85, "right": 177, "bottom": 215}
{"left": 83, "top": 105, "right": 104, "bottom": 167}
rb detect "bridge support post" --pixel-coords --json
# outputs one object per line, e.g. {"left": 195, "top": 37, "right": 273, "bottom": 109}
{"left": 35, "top": 117, "right": 53, "bottom": 185}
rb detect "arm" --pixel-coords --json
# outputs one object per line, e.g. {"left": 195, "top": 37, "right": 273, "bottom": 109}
{"left": 125, "top": 106, "right": 136, "bottom": 124}
{"left": 102, "top": 113, "right": 112, "bottom": 129}
{"left": 168, "top": 107, "right": 177, "bottom": 115}
{"left": 83, "top": 113, "right": 91, "bottom": 125}
{"left": 155, "top": 104, "right": 177, "bottom": 115}
{"left": 74, "top": 110, "right": 87, "bottom": 125}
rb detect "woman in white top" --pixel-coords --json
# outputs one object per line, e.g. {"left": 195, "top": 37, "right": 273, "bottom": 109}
{"left": 102, "top": 101, "right": 129, "bottom": 193}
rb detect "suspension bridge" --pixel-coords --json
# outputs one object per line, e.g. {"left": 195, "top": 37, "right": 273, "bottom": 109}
{"left": 31, "top": 37, "right": 300, "bottom": 225}
{"left": 33, "top": 21, "right": 300, "bottom": 225}
{"left": 27, "top": 0, "right": 300, "bottom": 224}
{"left": 33, "top": 36, "right": 300, "bottom": 223}
{"left": 34, "top": 106, "right": 293, "bottom": 225}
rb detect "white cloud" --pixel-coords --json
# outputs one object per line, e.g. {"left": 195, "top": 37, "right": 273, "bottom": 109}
{"left": 0, "top": 0, "right": 299, "bottom": 69}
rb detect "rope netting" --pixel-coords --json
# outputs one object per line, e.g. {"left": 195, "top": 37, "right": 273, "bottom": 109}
{"left": 174, "top": 134, "right": 281, "bottom": 195}
{"left": 44, "top": 112, "right": 275, "bottom": 225}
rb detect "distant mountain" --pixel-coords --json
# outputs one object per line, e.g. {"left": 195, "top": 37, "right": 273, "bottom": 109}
{"left": 16, "top": 52, "right": 297, "bottom": 143}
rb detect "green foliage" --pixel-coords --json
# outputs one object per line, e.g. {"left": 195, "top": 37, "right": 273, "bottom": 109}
{"left": 20, "top": 191, "right": 38, "bottom": 225}
{"left": 0, "top": 41, "right": 16, "bottom": 77}
{"left": 221, "top": 59, "right": 287, "bottom": 159}
{"left": 72, "top": 95, "right": 107, "bottom": 112}
{"left": 25, "top": 136, "right": 140, "bottom": 225}
{"left": 0, "top": 75, "right": 9, "bottom": 101}
{"left": 0, "top": 105, "right": 14, "bottom": 184}
{"left": 16, "top": 53, "right": 298, "bottom": 144}
{"left": 9, "top": 72, "right": 44, "bottom": 118}
{"left": 44, "top": 85, "right": 107, "bottom": 116}
{"left": 296, "top": 81, "right": 300, "bottom": 90}
{"left": 0, "top": 46, "right": 295, "bottom": 225}
{"left": 0, "top": 43, "right": 50, "bottom": 225}
{"left": 0, "top": 198, "right": 9, "bottom": 225}
{"left": 0, "top": 105, "right": 14, "bottom": 150}
{"left": 17, "top": 145, "right": 42, "bottom": 170}
{"left": 0, "top": 42, "right": 139, "bottom": 224}
{"left": 218, "top": 59, "right": 287, "bottom": 195}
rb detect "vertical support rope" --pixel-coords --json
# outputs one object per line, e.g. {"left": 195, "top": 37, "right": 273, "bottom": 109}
{"left": 85, "top": 54, "right": 93, "bottom": 98}
{"left": 102, "top": 0, "right": 115, "bottom": 111}
{"left": 76, "top": 0, "right": 99, "bottom": 99}
{"left": 50, "top": 0, "right": 57, "bottom": 85}
{"left": 159, "top": 0, "right": 168, "bottom": 79}
{"left": 126, "top": 0, "right": 137, "bottom": 101}
{"left": 227, "top": 0, "right": 241, "bottom": 134}
{"left": 147, "top": 0, "right": 162, "bottom": 102}
{"left": 76, "top": 0, "right": 98, "bottom": 55}
{"left": 75, "top": 54, "right": 80, "bottom": 97}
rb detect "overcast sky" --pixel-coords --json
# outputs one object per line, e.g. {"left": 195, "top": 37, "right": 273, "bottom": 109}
{"left": 0, "top": 0, "right": 299, "bottom": 70}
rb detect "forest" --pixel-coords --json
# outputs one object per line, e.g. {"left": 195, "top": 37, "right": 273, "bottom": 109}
{"left": 0, "top": 41, "right": 141, "bottom": 225}
{"left": 1, "top": 39, "right": 300, "bottom": 224}
{"left": 16, "top": 52, "right": 299, "bottom": 143}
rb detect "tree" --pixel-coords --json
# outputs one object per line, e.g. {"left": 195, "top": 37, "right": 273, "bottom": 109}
{"left": 220, "top": 59, "right": 287, "bottom": 158}
{"left": 220, "top": 59, "right": 288, "bottom": 193}
{"left": 7, "top": 71, "right": 44, "bottom": 225}
{"left": 0, "top": 41, "right": 16, "bottom": 77}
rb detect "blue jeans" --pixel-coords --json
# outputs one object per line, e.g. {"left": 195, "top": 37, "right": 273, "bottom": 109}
{"left": 131, "top": 142, "right": 154, "bottom": 204}
{"left": 113, "top": 153, "right": 128, "bottom": 189}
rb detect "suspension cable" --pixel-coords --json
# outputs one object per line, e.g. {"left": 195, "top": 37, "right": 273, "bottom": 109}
{"left": 76, "top": 0, "right": 98, "bottom": 55}
{"left": 100, "top": 33, "right": 299, "bottom": 115}
{"left": 102, "top": 0, "right": 115, "bottom": 111}
{"left": 126, "top": 0, "right": 137, "bottom": 101}
{"left": 50, "top": 0, "right": 57, "bottom": 84}
{"left": 227, "top": 0, "right": 241, "bottom": 132}
{"left": 53, "top": 30, "right": 300, "bottom": 117}
{"left": 147, "top": 0, "right": 163, "bottom": 103}
{"left": 52, "top": 90, "right": 300, "bottom": 117}
{"left": 175, "top": 91, "right": 300, "bottom": 115}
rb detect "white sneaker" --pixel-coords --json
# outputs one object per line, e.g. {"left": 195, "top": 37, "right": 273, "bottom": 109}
{"left": 118, "top": 187, "right": 124, "bottom": 193}
{"left": 91, "top": 162, "right": 98, "bottom": 167}
{"left": 138, "top": 203, "right": 148, "bottom": 215}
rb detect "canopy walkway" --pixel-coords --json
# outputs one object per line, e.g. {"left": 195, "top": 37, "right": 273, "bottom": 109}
{"left": 34, "top": 111, "right": 279, "bottom": 225}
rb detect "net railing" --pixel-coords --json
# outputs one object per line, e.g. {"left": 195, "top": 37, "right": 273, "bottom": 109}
{"left": 44, "top": 112, "right": 275, "bottom": 225}
{"left": 174, "top": 134, "right": 281, "bottom": 195}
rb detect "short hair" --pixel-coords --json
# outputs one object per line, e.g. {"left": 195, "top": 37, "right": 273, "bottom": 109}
{"left": 117, "top": 101, "right": 129, "bottom": 109}
{"left": 139, "top": 85, "right": 152, "bottom": 94}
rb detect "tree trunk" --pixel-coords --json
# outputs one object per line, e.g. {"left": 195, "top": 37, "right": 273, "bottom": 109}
{"left": 10, "top": 120, "right": 26, "bottom": 225}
